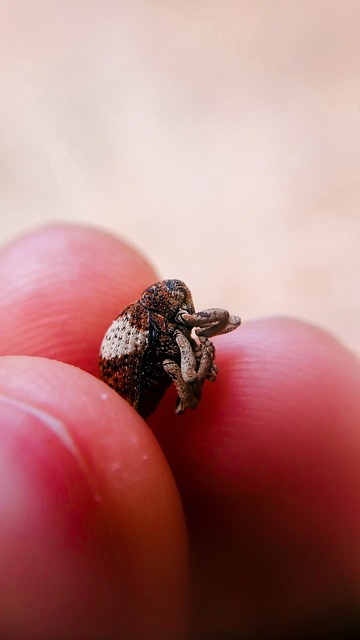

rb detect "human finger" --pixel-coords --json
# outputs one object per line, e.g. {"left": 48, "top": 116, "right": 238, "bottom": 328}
{"left": 149, "top": 317, "right": 360, "bottom": 638}
{"left": 0, "top": 224, "right": 157, "bottom": 376}
{"left": 0, "top": 355, "right": 189, "bottom": 640}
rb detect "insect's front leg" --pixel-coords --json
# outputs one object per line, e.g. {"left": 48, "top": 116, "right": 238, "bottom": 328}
{"left": 162, "top": 360, "right": 200, "bottom": 413}
{"left": 176, "top": 308, "right": 241, "bottom": 338}
{"left": 174, "top": 330, "right": 198, "bottom": 383}
{"left": 163, "top": 330, "right": 203, "bottom": 413}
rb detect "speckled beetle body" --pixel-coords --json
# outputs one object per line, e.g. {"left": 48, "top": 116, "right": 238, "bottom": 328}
{"left": 99, "top": 279, "right": 241, "bottom": 417}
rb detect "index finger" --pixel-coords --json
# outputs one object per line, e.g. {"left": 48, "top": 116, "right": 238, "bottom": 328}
{"left": 0, "top": 224, "right": 157, "bottom": 375}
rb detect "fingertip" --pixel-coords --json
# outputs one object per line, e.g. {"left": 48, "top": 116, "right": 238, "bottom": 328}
{"left": 152, "top": 316, "right": 360, "bottom": 483}
{"left": 0, "top": 224, "right": 158, "bottom": 374}
{"left": 0, "top": 355, "right": 189, "bottom": 639}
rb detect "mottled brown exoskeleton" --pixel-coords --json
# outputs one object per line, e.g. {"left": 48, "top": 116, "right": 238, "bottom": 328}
{"left": 99, "top": 279, "right": 241, "bottom": 417}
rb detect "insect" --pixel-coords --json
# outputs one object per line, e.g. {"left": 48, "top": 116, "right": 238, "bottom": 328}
{"left": 99, "top": 279, "right": 241, "bottom": 417}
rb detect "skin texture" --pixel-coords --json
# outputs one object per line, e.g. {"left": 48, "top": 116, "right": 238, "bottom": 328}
{"left": 0, "top": 224, "right": 360, "bottom": 639}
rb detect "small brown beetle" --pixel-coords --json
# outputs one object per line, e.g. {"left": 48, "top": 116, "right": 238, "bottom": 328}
{"left": 99, "top": 279, "right": 240, "bottom": 417}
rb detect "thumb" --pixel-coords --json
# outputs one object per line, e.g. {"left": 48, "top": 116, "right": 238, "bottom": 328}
{"left": 0, "top": 356, "right": 189, "bottom": 640}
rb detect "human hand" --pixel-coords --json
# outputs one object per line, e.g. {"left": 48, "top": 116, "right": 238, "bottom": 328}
{"left": 0, "top": 225, "right": 359, "bottom": 639}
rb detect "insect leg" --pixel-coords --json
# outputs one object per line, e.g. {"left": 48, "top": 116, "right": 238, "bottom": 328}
{"left": 163, "top": 359, "right": 200, "bottom": 413}
{"left": 174, "top": 330, "right": 198, "bottom": 383}
{"left": 197, "top": 336, "right": 218, "bottom": 383}
{"left": 177, "top": 308, "right": 241, "bottom": 338}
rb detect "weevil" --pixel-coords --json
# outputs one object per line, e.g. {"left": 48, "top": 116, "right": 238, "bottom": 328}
{"left": 99, "top": 279, "right": 241, "bottom": 417}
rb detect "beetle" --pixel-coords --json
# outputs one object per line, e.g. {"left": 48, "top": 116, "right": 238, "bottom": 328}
{"left": 99, "top": 279, "right": 241, "bottom": 417}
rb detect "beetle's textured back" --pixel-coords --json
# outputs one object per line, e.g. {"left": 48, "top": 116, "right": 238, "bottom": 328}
{"left": 99, "top": 301, "right": 174, "bottom": 416}
{"left": 99, "top": 303, "right": 148, "bottom": 410}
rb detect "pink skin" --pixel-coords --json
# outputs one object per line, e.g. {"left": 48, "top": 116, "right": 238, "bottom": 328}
{"left": 0, "top": 225, "right": 360, "bottom": 638}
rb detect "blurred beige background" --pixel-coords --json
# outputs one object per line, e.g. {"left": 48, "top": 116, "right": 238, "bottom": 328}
{"left": 0, "top": 1, "right": 359, "bottom": 353}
